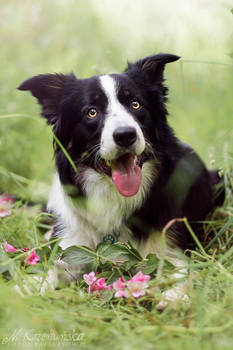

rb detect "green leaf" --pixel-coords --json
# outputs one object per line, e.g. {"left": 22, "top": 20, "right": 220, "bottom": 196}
{"left": 0, "top": 263, "right": 11, "bottom": 274}
{"left": 141, "top": 254, "right": 159, "bottom": 274}
{"left": 96, "top": 242, "right": 112, "bottom": 255}
{"left": 101, "top": 243, "right": 137, "bottom": 263}
{"left": 0, "top": 249, "right": 13, "bottom": 274}
{"left": 62, "top": 246, "right": 95, "bottom": 265}
{"left": 122, "top": 259, "right": 138, "bottom": 271}
{"left": 125, "top": 241, "right": 143, "bottom": 260}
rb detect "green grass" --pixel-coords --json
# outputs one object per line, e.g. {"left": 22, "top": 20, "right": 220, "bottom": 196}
{"left": 0, "top": 1, "right": 233, "bottom": 349}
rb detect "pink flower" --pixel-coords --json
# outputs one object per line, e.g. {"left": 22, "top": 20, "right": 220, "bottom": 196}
{"left": 83, "top": 273, "right": 113, "bottom": 294}
{"left": 0, "top": 193, "right": 15, "bottom": 218}
{"left": 0, "top": 209, "right": 12, "bottom": 218}
{"left": 115, "top": 289, "right": 127, "bottom": 298}
{"left": 112, "top": 277, "right": 125, "bottom": 290}
{"left": 24, "top": 250, "right": 40, "bottom": 265}
{"left": 129, "top": 271, "right": 151, "bottom": 284}
{"left": 83, "top": 271, "right": 151, "bottom": 299}
{"left": 93, "top": 277, "right": 106, "bottom": 291}
{"left": 91, "top": 277, "right": 112, "bottom": 292}
{"left": 0, "top": 193, "right": 15, "bottom": 204}
{"left": 112, "top": 271, "right": 151, "bottom": 299}
{"left": 112, "top": 277, "right": 127, "bottom": 298}
{"left": 3, "top": 240, "right": 18, "bottom": 253}
{"left": 127, "top": 271, "right": 151, "bottom": 298}
{"left": 83, "top": 271, "right": 97, "bottom": 286}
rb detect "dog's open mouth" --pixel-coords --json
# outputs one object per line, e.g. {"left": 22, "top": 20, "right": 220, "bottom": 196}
{"left": 99, "top": 154, "right": 145, "bottom": 197}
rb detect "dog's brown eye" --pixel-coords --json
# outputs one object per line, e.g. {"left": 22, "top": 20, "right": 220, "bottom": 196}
{"left": 88, "top": 108, "right": 98, "bottom": 118}
{"left": 131, "top": 100, "right": 141, "bottom": 110}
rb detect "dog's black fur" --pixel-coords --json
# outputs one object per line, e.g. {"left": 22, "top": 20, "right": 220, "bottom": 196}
{"left": 18, "top": 53, "right": 224, "bottom": 257}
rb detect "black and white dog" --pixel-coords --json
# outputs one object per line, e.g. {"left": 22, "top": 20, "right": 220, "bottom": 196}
{"left": 18, "top": 54, "right": 223, "bottom": 304}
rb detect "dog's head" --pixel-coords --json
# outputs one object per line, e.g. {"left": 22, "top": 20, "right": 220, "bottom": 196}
{"left": 18, "top": 53, "right": 180, "bottom": 197}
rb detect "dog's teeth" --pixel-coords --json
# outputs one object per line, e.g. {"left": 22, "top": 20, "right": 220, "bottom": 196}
{"left": 106, "top": 160, "right": 111, "bottom": 167}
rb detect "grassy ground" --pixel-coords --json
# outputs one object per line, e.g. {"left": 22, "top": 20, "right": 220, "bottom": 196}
{"left": 0, "top": 1, "right": 233, "bottom": 349}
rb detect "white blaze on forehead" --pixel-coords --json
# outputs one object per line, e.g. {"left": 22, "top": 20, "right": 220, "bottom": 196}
{"left": 99, "top": 75, "right": 145, "bottom": 160}
{"left": 99, "top": 75, "right": 119, "bottom": 110}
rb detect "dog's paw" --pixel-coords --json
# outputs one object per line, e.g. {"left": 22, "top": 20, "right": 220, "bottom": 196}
{"left": 156, "top": 285, "right": 189, "bottom": 311}
{"left": 38, "top": 268, "right": 59, "bottom": 295}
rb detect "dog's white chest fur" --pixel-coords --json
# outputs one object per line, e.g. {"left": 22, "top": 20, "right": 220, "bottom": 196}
{"left": 47, "top": 160, "right": 156, "bottom": 250}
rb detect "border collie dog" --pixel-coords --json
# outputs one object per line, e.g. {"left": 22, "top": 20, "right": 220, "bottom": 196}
{"left": 18, "top": 54, "right": 223, "bottom": 303}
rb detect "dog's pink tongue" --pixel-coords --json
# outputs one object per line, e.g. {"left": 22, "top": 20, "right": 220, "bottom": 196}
{"left": 112, "top": 154, "right": 142, "bottom": 197}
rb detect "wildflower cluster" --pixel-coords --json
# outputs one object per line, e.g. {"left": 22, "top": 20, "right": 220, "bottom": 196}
{"left": 83, "top": 271, "right": 150, "bottom": 299}
{"left": 1, "top": 193, "right": 41, "bottom": 266}
{"left": 2, "top": 240, "right": 40, "bottom": 265}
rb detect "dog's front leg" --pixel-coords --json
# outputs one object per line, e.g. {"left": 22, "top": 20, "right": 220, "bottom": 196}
{"left": 39, "top": 258, "right": 87, "bottom": 295}
{"left": 156, "top": 259, "right": 189, "bottom": 311}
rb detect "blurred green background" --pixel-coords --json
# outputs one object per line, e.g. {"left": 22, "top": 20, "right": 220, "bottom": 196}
{"left": 0, "top": 0, "right": 232, "bottom": 201}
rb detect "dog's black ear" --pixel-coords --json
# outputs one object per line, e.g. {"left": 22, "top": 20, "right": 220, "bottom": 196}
{"left": 126, "top": 53, "right": 180, "bottom": 83}
{"left": 18, "top": 73, "right": 75, "bottom": 124}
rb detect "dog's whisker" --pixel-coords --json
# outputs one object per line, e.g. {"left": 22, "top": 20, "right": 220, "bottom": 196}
{"left": 79, "top": 144, "right": 101, "bottom": 163}
{"left": 94, "top": 151, "right": 102, "bottom": 169}
{"left": 145, "top": 140, "right": 156, "bottom": 159}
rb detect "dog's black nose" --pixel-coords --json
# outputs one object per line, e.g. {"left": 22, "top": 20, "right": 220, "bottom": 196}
{"left": 113, "top": 127, "right": 137, "bottom": 148}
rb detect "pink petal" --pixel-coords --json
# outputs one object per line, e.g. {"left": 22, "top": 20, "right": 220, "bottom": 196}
{"left": 125, "top": 271, "right": 151, "bottom": 299}
{"left": 96, "top": 277, "right": 106, "bottom": 285}
{"left": 0, "top": 193, "right": 15, "bottom": 204}
{"left": 115, "top": 290, "right": 126, "bottom": 298}
{"left": 24, "top": 250, "right": 40, "bottom": 265}
{"left": 89, "top": 271, "right": 97, "bottom": 278}
{"left": 128, "top": 281, "right": 149, "bottom": 290}
{"left": 3, "top": 240, "right": 18, "bottom": 253}
{"left": 112, "top": 277, "right": 126, "bottom": 290}
{"left": 83, "top": 271, "right": 97, "bottom": 285}
{"left": 123, "top": 289, "right": 130, "bottom": 298}
{"left": 0, "top": 194, "right": 15, "bottom": 218}
{"left": 132, "top": 289, "right": 146, "bottom": 298}
{"left": 129, "top": 271, "right": 151, "bottom": 283}
{"left": 0, "top": 194, "right": 15, "bottom": 217}
{"left": 103, "top": 284, "right": 113, "bottom": 290}
{"left": 0, "top": 209, "right": 12, "bottom": 218}
{"left": 92, "top": 278, "right": 107, "bottom": 291}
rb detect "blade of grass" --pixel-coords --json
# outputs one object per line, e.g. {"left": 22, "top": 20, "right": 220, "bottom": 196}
{"left": 205, "top": 216, "right": 233, "bottom": 250}
{"left": 183, "top": 217, "right": 210, "bottom": 258}
{"left": 52, "top": 133, "right": 78, "bottom": 174}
